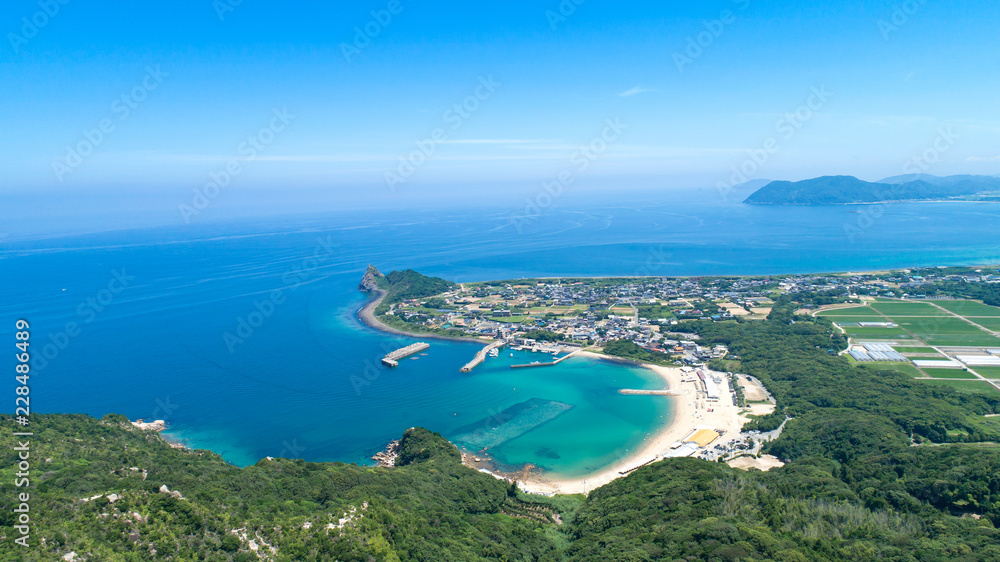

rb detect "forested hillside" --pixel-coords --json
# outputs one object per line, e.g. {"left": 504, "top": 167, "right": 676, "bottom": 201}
{"left": 376, "top": 269, "right": 457, "bottom": 305}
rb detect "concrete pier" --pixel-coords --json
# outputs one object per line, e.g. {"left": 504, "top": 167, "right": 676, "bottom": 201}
{"left": 382, "top": 342, "right": 430, "bottom": 367}
{"left": 510, "top": 349, "right": 581, "bottom": 369}
{"left": 460, "top": 341, "right": 504, "bottom": 373}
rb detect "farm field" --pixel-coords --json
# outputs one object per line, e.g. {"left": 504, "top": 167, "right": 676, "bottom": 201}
{"left": 843, "top": 326, "right": 913, "bottom": 339}
{"left": 896, "top": 317, "right": 987, "bottom": 335}
{"left": 974, "top": 367, "right": 1000, "bottom": 379}
{"left": 974, "top": 317, "right": 1000, "bottom": 331}
{"left": 920, "top": 368, "right": 980, "bottom": 380}
{"left": 919, "top": 379, "right": 1000, "bottom": 396}
{"left": 870, "top": 301, "right": 949, "bottom": 316}
{"left": 931, "top": 300, "right": 1000, "bottom": 317}
{"left": 861, "top": 362, "right": 923, "bottom": 378}
{"left": 894, "top": 346, "right": 940, "bottom": 354}
{"left": 819, "top": 306, "right": 883, "bottom": 318}
{"left": 494, "top": 315, "right": 528, "bottom": 323}
{"left": 824, "top": 316, "right": 892, "bottom": 324}
{"left": 894, "top": 317, "right": 1000, "bottom": 347}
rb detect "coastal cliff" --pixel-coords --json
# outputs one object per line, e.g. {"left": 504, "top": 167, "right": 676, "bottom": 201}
{"left": 358, "top": 264, "right": 385, "bottom": 292}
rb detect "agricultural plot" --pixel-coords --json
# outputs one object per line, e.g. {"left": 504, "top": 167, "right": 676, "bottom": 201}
{"left": 919, "top": 379, "right": 1000, "bottom": 396}
{"left": 893, "top": 346, "right": 940, "bottom": 354}
{"left": 819, "top": 307, "right": 883, "bottom": 318}
{"left": 824, "top": 315, "right": 890, "bottom": 324}
{"left": 494, "top": 315, "right": 528, "bottom": 323}
{"left": 974, "top": 317, "right": 1000, "bottom": 331}
{"left": 839, "top": 299, "right": 1000, "bottom": 349}
{"left": 932, "top": 300, "right": 1000, "bottom": 317}
{"left": 861, "top": 362, "right": 923, "bottom": 378}
{"left": 870, "top": 301, "right": 950, "bottom": 317}
{"left": 920, "top": 368, "right": 979, "bottom": 380}
{"left": 545, "top": 307, "right": 574, "bottom": 314}
{"left": 842, "top": 326, "right": 913, "bottom": 339}
{"left": 895, "top": 318, "right": 1000, "bottom": 347}
{"left": 973, "top": 367, "right": 1000, "bottom": 379}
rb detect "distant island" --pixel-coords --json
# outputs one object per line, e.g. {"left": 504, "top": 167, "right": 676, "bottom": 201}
{"left": 744, "top": 174, "right": 1000, "bottom": 205}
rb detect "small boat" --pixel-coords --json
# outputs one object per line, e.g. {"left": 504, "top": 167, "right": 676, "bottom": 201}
{"left": 510, "top": 353, "right": 513, "bottom": 357}
{"left": 488, "top": 349, "right": 499, "bottom": 358}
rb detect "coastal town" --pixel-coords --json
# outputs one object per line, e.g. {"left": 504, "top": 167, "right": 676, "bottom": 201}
{"left": 371, "top": 265, "right": 1000, "bottom": 363}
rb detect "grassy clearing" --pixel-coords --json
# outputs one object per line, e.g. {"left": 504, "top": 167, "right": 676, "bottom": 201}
{"left": 920, "top": 368, "right": 980, "bottom": 380}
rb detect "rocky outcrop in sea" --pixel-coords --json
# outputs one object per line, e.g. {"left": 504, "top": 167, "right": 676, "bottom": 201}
{"left": 358, "top": 264, "right": 384, "bottom": 292}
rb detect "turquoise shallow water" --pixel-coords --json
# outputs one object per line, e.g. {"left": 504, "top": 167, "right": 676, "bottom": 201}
{"left": 3, "top": 196, "right": 1000, "bottom": 476}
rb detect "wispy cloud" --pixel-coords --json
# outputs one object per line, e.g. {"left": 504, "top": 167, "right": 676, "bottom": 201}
{"left": 965, "top": 155, "right": 1000, "bottom": 162}
{"left": 619, "top": 86, "right": 656, "bottom": 97}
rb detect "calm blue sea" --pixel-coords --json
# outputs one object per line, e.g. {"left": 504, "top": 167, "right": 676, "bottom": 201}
{"left": 3, "top": 193, "right": 999, "bottom": 476}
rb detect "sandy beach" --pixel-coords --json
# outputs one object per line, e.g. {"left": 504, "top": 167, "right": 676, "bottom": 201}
{"left": 515, "top": 351, "right": 751, "bottom": 495}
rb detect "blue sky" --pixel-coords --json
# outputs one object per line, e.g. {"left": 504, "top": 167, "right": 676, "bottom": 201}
{"left": 3, "top": 0, "right": 1000, "bottom": 230}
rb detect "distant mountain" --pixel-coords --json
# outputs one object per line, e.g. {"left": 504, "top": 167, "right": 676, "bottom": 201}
{"left": 744, "top": 174, "right": 1000, "bottom": 205}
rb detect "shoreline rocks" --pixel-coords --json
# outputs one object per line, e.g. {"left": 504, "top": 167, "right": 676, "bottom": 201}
{"left": 371, "top": 440, "right": 400, "bottom": 467}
